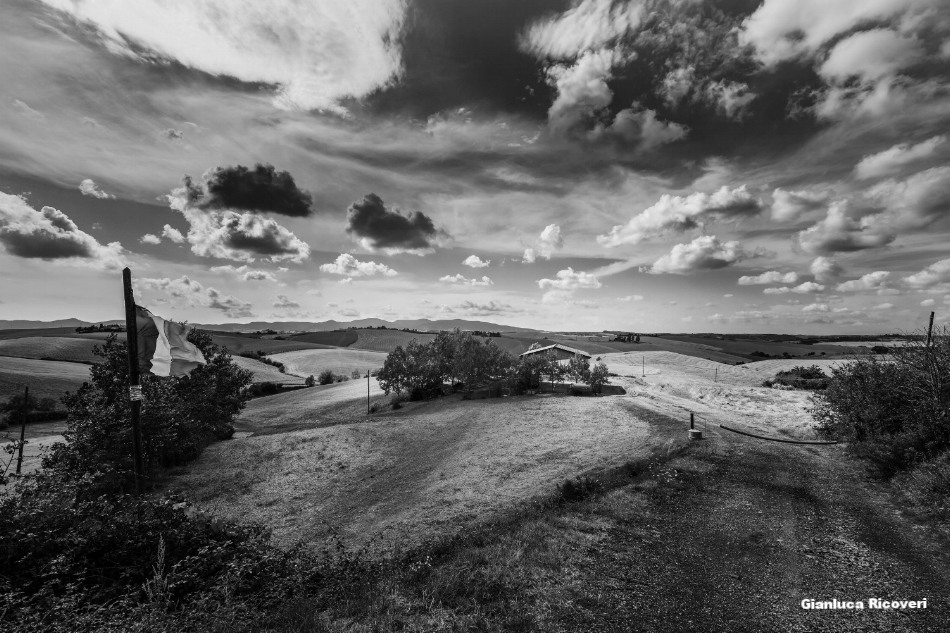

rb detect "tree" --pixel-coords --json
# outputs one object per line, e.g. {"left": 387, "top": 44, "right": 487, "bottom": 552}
{"left": 318, "top": 369, "right": 335, "bottom": 385}
{"left": 567, "top": 353, "right": 591, "bottom": 386}
{"left": 43, "top": 331, "right": 252, "bottom": 493}
{"left": 351, "top": 368, "right": 362, "bottom": 380}
{"left": 305, "top": 375, "right": 315, "bottom": 387}
{"left": 588, "top": 361, "right": 610, "bottom": 394}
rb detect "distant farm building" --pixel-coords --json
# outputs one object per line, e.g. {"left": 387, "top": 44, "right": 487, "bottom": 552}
{"left": 519, "top": 344, "right": 592, "bottom": 364}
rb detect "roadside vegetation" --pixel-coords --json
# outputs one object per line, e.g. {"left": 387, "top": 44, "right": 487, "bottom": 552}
{"left": 761, "top": 364, "right": 831, "bottom": 390}
{"left": 813, "top": 327, "right": 950, "bottom": 523}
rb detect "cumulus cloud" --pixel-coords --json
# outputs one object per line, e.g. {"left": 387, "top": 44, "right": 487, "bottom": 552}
{"left": 836, "top": 271, "right": 896, "bottom": 294}
{"left": 802, "top": 303, "right": 830, "bottom": 312}
{"left": 463, "top": 255, "right": 490, "bottom": 268}
{"left": 702, "top": 81, "right": 756, "bottom": 120}
{"left": 456, "top": 300, "right": 522, "bottom": 316}
{"left": 140, "top": 234, "right": 161, "bottom": 245}
{"left": 538, "top": 267, "right": 602, "bottom": 291}
{"left": 863, "top": 167, "right": 950, "bottom": 234}
{"left": 272, "top": 294, "right": 300, "bottom": 309}
{"left": 739, "top": 0, "right": 924, "bottom": 64}
{"left": 161, "top": 224, "right": 185, "bottom": 244}
{"left": 791, "top": 282, "right": 826, "bottom": 294}
{"left": 174, "top": 164, "right": 314, "bottom": 217}
{"left": 855, "top": 135, "right": 946, "bottom": 179}
{"left": 523, "top": 224, "right": 564, "bottom": 263}
{"left": 210, "top": 265, "right": 279, "bottom": 283}
{"left": 598, "top": 185, "right": 763, "bottom": 246}
{"left": 902, "top": 258, "right": 950, "bottom": 290}
{"left": 763, "top": 287, "right": 791, "bottom": 295}
{"left": 588, "top": 104, "right": 688, "bottom": 149}
{"left": 738, "top": 271, "right": 799, "bottom": 285}
{"left": 39, "top": 0, "right": 408, "bottom": 114}
{"left": 545, "top": 49, "right": 617, "bottom": 134}
{"left": 872, "top": 302, "right": 895, "bottom": 310}
{"left": 175, "top": 209, "right": 310, "bottom": 263}
{"left": 646, "top": 236, "right": 771, "bottom": 275}
{"left": 617, "top": 295, "right": 644, "bottom": 301}
{"left": 519, "top": 0, "right": 644, "bottom": 60}
{"left": 346, "top": 193, "right": 447, "bottom": 255}
{"left": 139, "top": 275, "right": 254, "bottom": 318}
{"left": 819, "top": 29, "right": 925, "bottom": 83}
{"left": 439, "top": 274, "right": 493, "bottom": 286}
{"left": 797, "top": 201, "right": 894, "bottom": 255}
{"left": 319, "top": 253, "right": 397, "bottom": 278}
{"left": 810, "top": 256, "right": 844, "bottom": 283}
{"left": 78, "top": 179, "right": 114, "bottom": 199}
{"left": 0, "top": 192, "right": 126, "bottom": 269}
{"left": 921, "top": 299, "right": 936, "bottom": 306}
{"left": 770, "top": 188, "right": 830, "bottom": 222}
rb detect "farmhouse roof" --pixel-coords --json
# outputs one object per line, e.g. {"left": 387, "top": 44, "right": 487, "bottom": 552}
{"left": 519, "top": 343, "right": 591, "bottom": 358}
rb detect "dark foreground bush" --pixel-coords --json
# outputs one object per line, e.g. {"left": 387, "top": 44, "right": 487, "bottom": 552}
{"left": 763, "top": 365, "right": 830, "bottom": 390}
{"left": 0, "top": 476, "right": 309, "bottom": 632}
{"left": 812, "top": 328, "right": 950, "bottom": 475}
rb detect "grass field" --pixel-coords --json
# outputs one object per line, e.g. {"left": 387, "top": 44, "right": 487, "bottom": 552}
{"left": 267, "top": 348, "right": 389, "bottom": 378}
{"left": 349, "top": 329, "right": 439, "bottom": 352}
{"left": 0, "top": 356, "right": 90, "bottom": 402}
{"left": 0, "top": 337, "right": 101, "bottom": 363}
{"left": 288, "top": 330, "right": 358, "bottom": 347}
{"left": 658, "top": 334, "right": 861, "bottom": 359}
{"left": 231, "top": 356, "right": 305, "bottom": 384}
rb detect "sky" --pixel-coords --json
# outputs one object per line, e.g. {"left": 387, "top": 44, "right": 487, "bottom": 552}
{"left": 1, "top": 0, "right": 949, "bottom": 334}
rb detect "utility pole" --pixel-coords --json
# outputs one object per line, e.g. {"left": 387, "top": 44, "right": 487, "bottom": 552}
{"left": 367, "top": 370, "right": 370, "bottom": 414}
{"left": 122, "top": 268, "right": 145, "bottom": 495}
{"left": 15, "top": 386, "right": 27, "bottom": 475}
{"left": 927, "top": 311, "right": 935, "bottom": 347}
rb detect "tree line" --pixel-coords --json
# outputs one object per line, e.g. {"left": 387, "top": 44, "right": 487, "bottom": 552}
{"left": 376, "top": 330, "right": 610, "bottom": 400}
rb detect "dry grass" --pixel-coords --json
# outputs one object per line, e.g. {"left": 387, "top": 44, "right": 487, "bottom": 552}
{"left": 267, "top": 348, "right": 388, "bottom": 378}
{"left": 159, "top": 384, "right": 653, "bottom": 553}
{"left": 349, "top": 329, "right": 438, "bottom": 352}
{"left": 0, "top": 356, "right": 90, "bottom": 401}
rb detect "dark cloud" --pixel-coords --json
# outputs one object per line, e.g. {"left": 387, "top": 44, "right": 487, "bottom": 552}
{"left": 181, "top": 164, "right": 314, "bottom": 217}
{"left": 0, "top": 194, "right": 125, "bottom": 268}
{"left": 346, "top": 193, "right": 447, "bottom": 254}
{"left": 162, "top": 128, "right": 184, "bottom": 140}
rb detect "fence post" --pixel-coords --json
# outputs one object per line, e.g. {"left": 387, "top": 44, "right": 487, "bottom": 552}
{"left": 927, "top": 311, "right": 935, "bottom": 347}
{"left": 715, "top": 367, "right": 718, "bottom": 383}
{"left": 15, "top": 386, "right": 28, "bottom": 475}
{"left": 690, "top": 412, "right": 694, "bottom": 430}
{"left": 367, "top": 370, "right": 370, "bottom": 413}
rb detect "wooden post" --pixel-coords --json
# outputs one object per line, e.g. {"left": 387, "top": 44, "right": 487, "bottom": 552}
{"left": 367, "top": 370, "right": 370, "bottom": 413}
{"left": 715, "top": 367, "right": 718, "bottom": 383}
{"left": 123, "top": 268, "right": 145, "bottom": 495}
{"left": 642, "top": 355, "right": 645, "bottom": 377}
{"left": 15, "top": 386, "right": 27, "bottom": 475}
{"left": 690, "top": 412, "right": 694, "bottom": 430}
{"left": 927, "top": 311, "right": 935, "bottom": 347}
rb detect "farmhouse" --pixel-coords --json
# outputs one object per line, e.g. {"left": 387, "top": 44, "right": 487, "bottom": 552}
{"left": 519, "top": 344, "right": 591, "bottom": 363}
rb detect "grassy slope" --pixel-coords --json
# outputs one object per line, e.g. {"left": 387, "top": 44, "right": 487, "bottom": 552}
{"left": 231, "top": 356, "right": 305, "bottom": 384}
{"left": 288, "top": 330, "right": 358, "bottom": 347}
{"left": 349, "top": 329, "right": 439, "bottom": 352}
{"left": 0, "top": 356, "right": 90, "bottom": 401}
{"left": 0, "top": 337, "right": 101, "bottom": 363}
{"left": 266, "top": 348, "right": 389, "bottom": 380}
{"left": 660, "top": 334, "right": 862, "bottom": 359}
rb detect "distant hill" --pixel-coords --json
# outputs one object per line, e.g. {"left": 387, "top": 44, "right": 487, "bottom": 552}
{"left": 0, "top": 318, "right": 125, "bottom": 330}
{"left": 192, "top": 318, "right": 539, "bottom": 334}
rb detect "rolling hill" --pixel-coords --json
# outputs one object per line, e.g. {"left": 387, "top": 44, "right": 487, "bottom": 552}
{"left": 267, "top": 349, "right": 389, "bottom": 378}
{"left": 0, "top": 357, "right": 90, "bottom": 401}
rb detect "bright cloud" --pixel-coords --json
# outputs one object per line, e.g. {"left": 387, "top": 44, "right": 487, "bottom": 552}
{"left": 463, "top": 255, "right": 490, "bottom": 268}
{"left": 738, "top": 271, "right": 799, "bottom": 285}
{"left": 439, "top": 274, "right": 493, "bottom": 286}
{"left": 519, "top": 0, "right": 644, "bottom": 60}
{"left": 319, "top": 253, "right": 397, "bottom": 277}
{"left": 855, "top": 135, "right": 946, "bottom": 179}
{"left": 646, "top": 236, "right": 770, "bottom": 275}
{"left": 78, "top": 178, "right": 113, "bottom": 199}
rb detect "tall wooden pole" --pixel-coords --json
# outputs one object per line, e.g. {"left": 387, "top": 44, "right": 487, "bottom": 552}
{"left": 15, "top": 386, "right": 27, "bottom": 475}
{"left": 927, "top": 311, "right": 935, "bottom": 347}
{"left": 367, "top": 370, "right": 370, "bottom": 414}
{"left": 123, "top": 268, "right": 145, "bottom": 495}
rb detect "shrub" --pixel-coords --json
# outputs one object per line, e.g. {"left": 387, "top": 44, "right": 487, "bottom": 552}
{"left": 588, "top": 361, "right": 611, "bottom": 394}
{"left": 558, "top": 476, "right": 603, "bottom": 503}
{"left": 812, "top": 329, "right": 950, "bottom": 475}
{"left": 318, "top": 370, "right": 335, "bottom": 385}
{"left": 0, "top": 476, "right": 309, "bottom": 631}
{"left": 305, "top": 374, "right": 315, "bottom": 387}
{"left": 41, "top": 331, "right": 252, "bottom": 494}
{"left": 351, "top": 369, "right": 362, "bottom": 380}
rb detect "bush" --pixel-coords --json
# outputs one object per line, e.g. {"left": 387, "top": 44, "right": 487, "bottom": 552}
{"left": 764, "top": 365, "right": 830, "bottom": 390}
{"left": 351, "top": 369, "right": 362, "bottom": 380}
{"left": 812, "top": 329, "right": 950, "bottom": 475}
{"left": 0, "top": 476, "right": 309, "bottom": 631}
{"left": 305, "top": 374, "right": 315, "bottom": 387}
{"left": 41, "top": 331, "right": 252, "bottom": 494}
{"left": 318, "top": 370, "right": 335, "bottom": 385}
